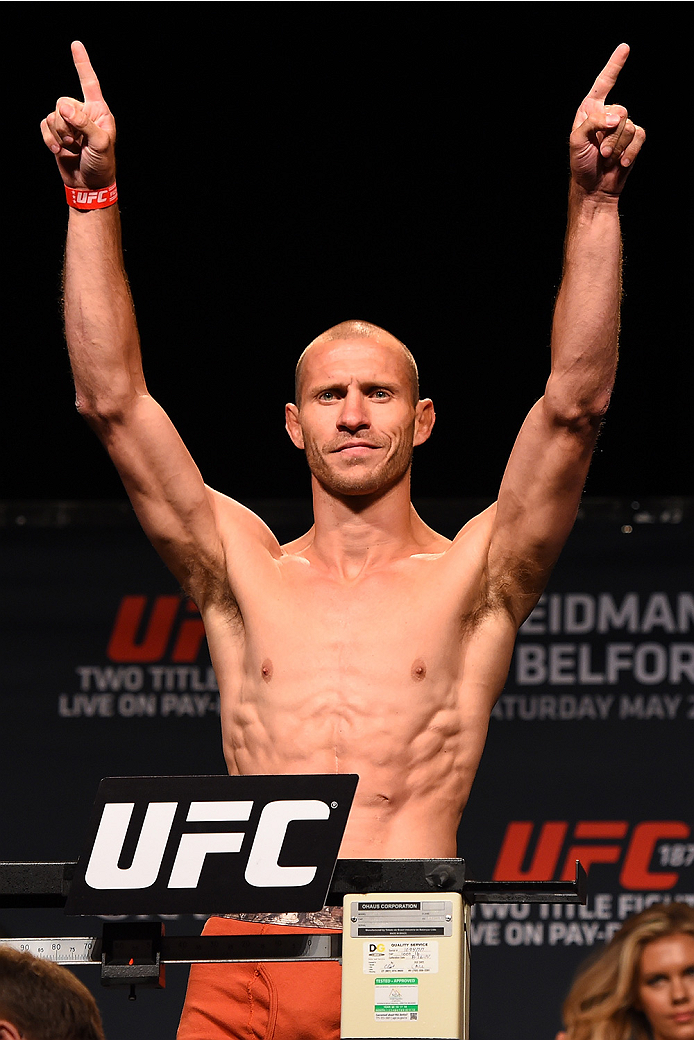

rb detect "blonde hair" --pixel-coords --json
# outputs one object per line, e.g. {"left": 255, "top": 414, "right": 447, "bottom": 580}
{"left": 561, "top": 902, "right": 694, "bottom": 1040}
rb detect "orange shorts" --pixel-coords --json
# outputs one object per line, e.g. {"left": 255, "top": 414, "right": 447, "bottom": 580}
{"left": 176, "top": 916, "right": 342, "bottom": 1040}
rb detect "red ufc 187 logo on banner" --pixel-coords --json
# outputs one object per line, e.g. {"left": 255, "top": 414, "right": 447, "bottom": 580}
{"left": 107, "top": 596, "right": 205, "bottom": 663}
{"left": 493, "top": 821, "right": 692, "bottom": 890}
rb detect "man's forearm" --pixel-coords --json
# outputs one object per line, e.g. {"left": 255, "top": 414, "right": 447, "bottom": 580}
{"left": 546, "top": 185, "right": 622, "bottom": 425}
{"left": 63, "top": 205, "right": 146, "bottom": 419}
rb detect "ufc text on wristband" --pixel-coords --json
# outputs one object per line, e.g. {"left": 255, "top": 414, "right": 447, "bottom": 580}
{"left": 65, "top": 182, "right": 118, "bottom": 210}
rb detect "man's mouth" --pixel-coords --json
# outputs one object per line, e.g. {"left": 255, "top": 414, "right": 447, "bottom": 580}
{"left": 332, "top": 441, "right": 381, "bottom": 454}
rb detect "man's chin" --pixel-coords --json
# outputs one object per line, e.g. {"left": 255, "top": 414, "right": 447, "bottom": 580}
{"left": 329, "top": 481, "right": 384, "bottom": 497}
{"left": 312, "top": 463, "right": 408, "bottom": 498}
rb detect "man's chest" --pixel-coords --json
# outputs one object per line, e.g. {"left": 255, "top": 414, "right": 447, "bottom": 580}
{"left": 211, "top": 555, "right": 485, "bottom": 670}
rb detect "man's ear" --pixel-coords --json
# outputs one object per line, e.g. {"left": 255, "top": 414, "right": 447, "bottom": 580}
{"left": 413, "top": 398, "right": 435, "bottom": 446}
{"left": 285, "top": 403, "right": 305, "bottom": 449}
{"left": 0, "top": 1021, "right": 24, "bottom": 1040}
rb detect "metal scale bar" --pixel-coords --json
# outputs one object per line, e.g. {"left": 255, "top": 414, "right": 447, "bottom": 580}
{"left": 0, "top": 858, "right": 585, "bottom": 972}
{"left": 0, "top": 857, "right": 586, "bottom": 910}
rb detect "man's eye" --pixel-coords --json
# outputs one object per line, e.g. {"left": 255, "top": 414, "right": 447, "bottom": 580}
{"left": 372, "top": 390, "right": 390, "bottom": 399}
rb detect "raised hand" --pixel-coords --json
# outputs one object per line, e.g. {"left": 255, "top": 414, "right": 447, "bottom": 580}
{"left": 40, "top": 41, "right": 116, "bottom": 189}
{"left": 570, "top": 44, "right": 645, "bottom": 196}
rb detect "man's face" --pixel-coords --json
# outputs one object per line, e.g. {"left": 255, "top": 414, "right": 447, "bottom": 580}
{"left": 285, "top": 337, "right": 434, "bottom": 497}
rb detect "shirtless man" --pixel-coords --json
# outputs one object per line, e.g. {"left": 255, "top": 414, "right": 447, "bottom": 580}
{"left": 42, "top": 41, "right": 644, "bottom": 1040}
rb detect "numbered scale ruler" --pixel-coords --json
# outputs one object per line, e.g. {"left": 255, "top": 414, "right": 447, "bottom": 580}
{"left": 0, "top": 938, "right": 99, "bottom": 964}
{"left": 0, "top": 932, "right": 340, "bottom": 966}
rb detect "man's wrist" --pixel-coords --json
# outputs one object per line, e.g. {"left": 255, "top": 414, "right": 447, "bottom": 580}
{"left": 569, "top": 179, "right": 621, "bottom": 210}
{"left": 65, "top": 182, "right": 118, "bottom": 211}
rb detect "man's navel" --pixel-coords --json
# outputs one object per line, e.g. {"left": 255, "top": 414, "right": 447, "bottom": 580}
{"left": 411, "top": 658, "right": 427, "bottom": 682}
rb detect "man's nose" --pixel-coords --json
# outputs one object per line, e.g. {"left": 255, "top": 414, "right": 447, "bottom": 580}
{"left": 337, "top": 390, "right": 369, "bottom": 430}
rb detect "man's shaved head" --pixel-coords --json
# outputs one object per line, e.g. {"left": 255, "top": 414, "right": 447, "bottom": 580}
{"left": 294, "top": 319, "right": 419, "bottom": 407}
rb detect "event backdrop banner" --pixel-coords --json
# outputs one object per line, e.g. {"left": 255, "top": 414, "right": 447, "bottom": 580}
{"left": 1, "top": 499, "right": 692, "bottom": 1040}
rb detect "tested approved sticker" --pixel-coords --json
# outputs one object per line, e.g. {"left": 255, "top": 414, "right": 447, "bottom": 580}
{"left": 374, "top": 976, "right": 419, "bottom": 1021}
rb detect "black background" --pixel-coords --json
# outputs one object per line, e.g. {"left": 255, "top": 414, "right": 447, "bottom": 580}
{"left": 5, "top": 3, "right": 691, "bottom": 506}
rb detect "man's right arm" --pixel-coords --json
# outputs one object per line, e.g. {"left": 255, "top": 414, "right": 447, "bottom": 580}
{"left": 42, "top": 42, "right": 278, "bottom": 602}
{"left": 63, "top": 203, "right": 229, "bottom": 596}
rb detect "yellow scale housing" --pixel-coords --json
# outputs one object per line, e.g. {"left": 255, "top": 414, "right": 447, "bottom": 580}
{"left": 340, "top": 892, "right": 470, "bottom": 1039}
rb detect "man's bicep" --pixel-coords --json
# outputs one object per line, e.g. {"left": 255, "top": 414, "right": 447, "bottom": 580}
{"left": 487, "top": 396, "right": 598, "bottom": 617}
{"left": 89, "top": 394, "right": 232, "bottom": 592}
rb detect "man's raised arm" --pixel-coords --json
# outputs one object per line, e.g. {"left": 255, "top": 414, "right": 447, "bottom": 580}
{"left": 41, "top": 43, "right": 276, "bottom": 601}
{"left": 486, "top": 44, "right": 646, "bottom": 624}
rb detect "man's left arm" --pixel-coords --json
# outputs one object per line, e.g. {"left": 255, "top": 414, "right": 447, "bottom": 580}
{"left": 487, "top": 44, "right": 645, "bottom": 624}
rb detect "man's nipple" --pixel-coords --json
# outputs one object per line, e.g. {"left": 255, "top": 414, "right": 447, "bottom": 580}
{"left": 411, "top": 658, "right": 427, "bottom": 682}
{"left": 261, "top": 658, "right": 273, "bottom": 683}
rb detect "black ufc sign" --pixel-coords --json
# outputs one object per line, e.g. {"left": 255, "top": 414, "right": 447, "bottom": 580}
{"left": 66, "top": 775, "right": 357, "bottom": 915}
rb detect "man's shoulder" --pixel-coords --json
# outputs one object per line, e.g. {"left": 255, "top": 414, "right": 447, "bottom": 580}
{"left": 404, "top": 505, "right": 500, "bottom": 614}
{"left": 279, "top": 528, "right": 314, "bottom": 556}
{"left": 450, "top": 502, "right": 497, "bottom": 546}
{"left": 430, "top": 502, "right": 497, "bottom": 573}
{"left": 207, "top": 488, "right": 283, "bottom": 558}
{"left": 406, "top": 502, "right": 498, "bottom": 560}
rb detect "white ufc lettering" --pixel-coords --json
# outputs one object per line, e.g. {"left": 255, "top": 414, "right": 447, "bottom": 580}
{"left": 84, "top": 798, "right": 328, "bottom": 890}
{"left": 167, "top": 801, "right": 253, "bottom": 888}
{"left": 85, "top": 801, "right": 178, "bottom": 889}
{"left": 245, "top": 799, "right": 330, "bottom": 887}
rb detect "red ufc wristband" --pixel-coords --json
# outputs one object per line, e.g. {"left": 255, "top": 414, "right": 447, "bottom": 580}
{"left": 65, "top": 182, "right": 118, "bottom": 210}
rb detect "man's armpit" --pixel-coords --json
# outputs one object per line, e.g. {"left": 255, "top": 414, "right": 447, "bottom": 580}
{"left": 180, "top": 549, "right": 242, "bottom": 626}
{"left": 485, "top": 553, "right": 555, "bottom": 627}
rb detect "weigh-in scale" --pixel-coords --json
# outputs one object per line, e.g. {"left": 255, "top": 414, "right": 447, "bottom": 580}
{"left": 0, "top": 775, "right": 585, "bottom": 1039}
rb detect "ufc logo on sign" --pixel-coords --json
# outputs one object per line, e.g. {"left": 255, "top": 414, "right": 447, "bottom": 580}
{"left": 85, "top": 798, "right": 330, "bottom": 889}
{"left": 67, "top": 775, "right": 358, "bottom": 916}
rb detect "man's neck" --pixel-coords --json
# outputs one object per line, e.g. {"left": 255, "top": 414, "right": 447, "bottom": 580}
{"left": 299, "top": 473, "right": 431, "bottom": 579}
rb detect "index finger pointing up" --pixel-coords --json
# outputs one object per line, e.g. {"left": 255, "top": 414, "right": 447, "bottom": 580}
{"left": 71, "top": 40, "right": 104, "bottom": 103}
{"left": 587, "top": 42, "right": 630, "bottom": 102}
